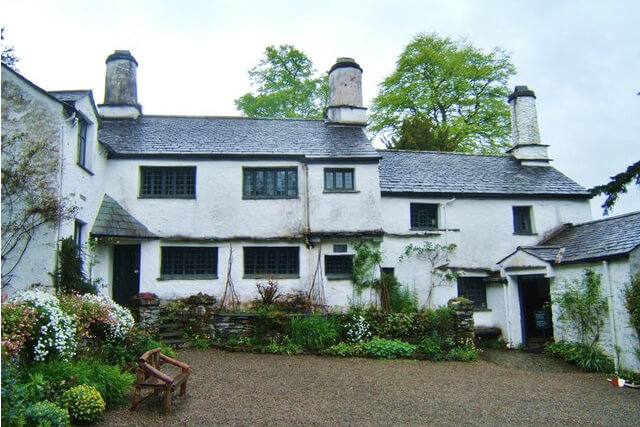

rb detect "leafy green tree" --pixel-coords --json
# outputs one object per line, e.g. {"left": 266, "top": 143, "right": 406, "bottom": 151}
{"left": 371, "top": 33, "right": 516, "bottom": 154}
{"left": 235, "top": 45, "right": 328, "bottom": 119}
{"left": 591, "top": 159, "right": 640, "bottom": 215}
{"left": 385, "top": 114, "right": 461, "bottom": 152}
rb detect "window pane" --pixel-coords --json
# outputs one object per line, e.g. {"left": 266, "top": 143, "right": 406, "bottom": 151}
{"left": 140, "top": 167, "right": 196, "bottom": 198}
{"left": 161, "top": 247, "right": 218, "bottom": 278}
{"left": 457, "top": 277, "right": 487, "bottom": 308}
{"left": 410, "top": 203, "right": 438, "bottom": 229}
{"left": 244, "top": 247, "right": 299, "bottom": 276}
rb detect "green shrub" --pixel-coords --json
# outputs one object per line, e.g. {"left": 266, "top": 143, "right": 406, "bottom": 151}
{"left": 545, "top": 341, "right": 615, "bottom": 373}
{"left": 99, "top": 327, "right": 175, "bottom": 367}
{"left": 264, "top": 336, "right": 302, "bottom": 355}
{"left": 447, "top": 344, "right": 479, "bottom": 362}
{"left": 624, "top": 273, "right": 640, "bottom": 330}
{"left": 417, "top": 335, "right": 445, "bottom": 361}
{"left": 2, "top": 360, "right": 27, "bottom": 426}
{"left": 361, "top": 338, "right": 416, "bottom": 359}
{"left": 27, "top": 360, "right": 134, "bottom": 406}
{"left": 288, "top": 315, "right": 340, "bottom": 351}
{"left": 190, "top": 333, "right": 212, "bottom": 349}
{"left": 378, "top": 313, "right": 416, "bottom": 340}
{"left": 60, "top": 384, "right": 105, "bottom": 423}
{"left": 386, "top": 274, "right": 419, "bottom": 313}
{"left": 322, "top": 342, "right": 363, "bottom": 358}
{"left": 23, "top": 401, "right": 70, "bottom": 427}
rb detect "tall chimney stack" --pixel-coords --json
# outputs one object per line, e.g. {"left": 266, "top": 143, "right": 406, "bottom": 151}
{"left": 99, "top": 50, "right": 142, "bottom": 119}
{"left": 326, "top": 57, "right": 367, "bottom": 125}
{"left": 507, "top": 85, "right": 549, "bottom": 166}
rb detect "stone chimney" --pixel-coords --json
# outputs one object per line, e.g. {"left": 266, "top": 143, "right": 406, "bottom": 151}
{"left": 99, "top": 50, "right": 142, "bottom": 119}
{"left": 507, "top": 85, "right": 549, "bottom": 166}
{"left": 326, "top": 57, "right": 367, "bottom": 125}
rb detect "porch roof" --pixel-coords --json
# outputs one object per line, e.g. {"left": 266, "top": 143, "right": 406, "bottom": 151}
{"left": 91, "top": 194, "right": 158, "bottom": 239}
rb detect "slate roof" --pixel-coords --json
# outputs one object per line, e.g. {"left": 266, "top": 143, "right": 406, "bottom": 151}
{"left": 91, "top": 194, "right": 157, "bottom": 239}
{"left": 49, "top": 90, "right": 92, "bottom": 103}
{"left": 533, "top": 211, "right": 640, "bottom": 263}
{"left": 99, "top": 116, "right": 378, "bottom": 159}
{"left": 378, "top": 150, "right": 591, "bottom": 197}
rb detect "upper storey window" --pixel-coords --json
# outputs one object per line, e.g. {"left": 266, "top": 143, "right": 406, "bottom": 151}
{"left": 76, "top": 117, "right": 88, "bottom": 168}
{"left": 140, "top": 167, "right": 196, "bottom": 198}
{"left": 410, "top": 203, "right": 438, "bottom": 229}
{"left": 513, "top": 206, "right": 534, "bottom": 235}
{"left": 324, "top": 168, "right": 354, "bottom": 191}
{"left": 243, "top": 168, "right": 297, "bottom": 199}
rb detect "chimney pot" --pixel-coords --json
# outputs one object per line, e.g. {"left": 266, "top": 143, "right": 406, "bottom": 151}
{"left": 507, "top": 85, "right": 549, "bottom": 165}
{"left": 99, "top": 50, "right": 141, "bottom": 119}
{"left": 326, "top": 57, "right": 367, "bottom": 125}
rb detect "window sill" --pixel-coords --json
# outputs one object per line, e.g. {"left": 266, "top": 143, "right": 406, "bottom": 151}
{"left": 76, "top": 163, "right": 94, "bottom": 176}
{"left": 326, "top": 274, "right": 353, "bottom": 280}
{"left": 243, "top": 274, "right": 300, "bottom": 279}
{"left": 243, "top": 196, "right": 299, "bottom": 200}
{"left": 158, "top": 275, "right": 218, "bottom": 281}
{"left": 323, "top": 190, "right": 359, "bottom": 194}
{"left": 473, "top": 307, "right": 492, "bottom": 312}
{"left": 139, "top": 195, "right": 196, "bottom": 199}
{"left": 513, "top": 232, "right": 537, "bottom": 236}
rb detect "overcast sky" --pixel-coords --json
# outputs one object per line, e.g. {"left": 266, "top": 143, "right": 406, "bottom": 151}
{"left": 3, "top": 0, "right": 638, "bottom": 218}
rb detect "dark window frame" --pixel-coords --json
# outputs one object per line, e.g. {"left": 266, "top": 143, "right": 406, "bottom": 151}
{"left": 324, "top": 168, "right": 355, "bottom": 192}
{"left": 325, "top": 254, "right": 354, "bottom": 279}
{"left": 243, "top": 246, "right": 299, "bottom": 278}
{"left": 76, "top": 118, "right": 88, "bottom": 168}
{"left": 160, "top": 246, "right": 218, "bottom": 279}
{"left": 243, "top": 167, "right": 298, "bottom": 199}
{"left": 513, "top": 206, "right": 534, "bottom": 235}
{"left": 73, "top": 219, "right": 85, "bottom": 256}
{"left": 457, "top": 277, "right": 488, "bottom": 309}
{"left": 139, "top": 166, "right": 196, "bottom": 199}
{"left": 410, "top": 203, "right": 439, "bottom": 229}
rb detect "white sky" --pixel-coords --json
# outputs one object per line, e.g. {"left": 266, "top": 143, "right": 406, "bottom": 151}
{"left": 3, "top": 0, "right": 639, "bottom": 218}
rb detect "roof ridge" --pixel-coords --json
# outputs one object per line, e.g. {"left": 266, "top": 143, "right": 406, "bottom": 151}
{"left": 572, "top": 210, "right": 640, "bottom": 227}
{"left": 106, "top": 114, "right": 325, "bottom": 122}
{"left": 377, "top": 148, "right": 510, "bottom": 158}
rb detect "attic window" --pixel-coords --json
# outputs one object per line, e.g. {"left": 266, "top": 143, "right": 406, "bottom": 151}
{"left": 513, "top": 206, "right": 534, "bottom": 235}
{"left": 140, "top": 167, "right": 196, "bottom": 199}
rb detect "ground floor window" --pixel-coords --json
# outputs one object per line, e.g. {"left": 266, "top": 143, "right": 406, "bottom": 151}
{"left": 244, "top": 246, "right": 299, "bottom": 278}
{"left": 325, "top": 255, "right": 354, "bottom": 279}
{"left": 160, "top": 246, "right": 218, "bottom": 279}
{"left": 457, "top": 277, "right": 487, "bottom": 309}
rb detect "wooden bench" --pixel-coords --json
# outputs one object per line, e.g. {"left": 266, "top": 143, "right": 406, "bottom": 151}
{"left": 130, "top": 348, "right": 190, "bottom": 413}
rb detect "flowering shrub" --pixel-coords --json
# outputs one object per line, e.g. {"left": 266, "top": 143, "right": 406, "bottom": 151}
{"left": 23, "top": 401, "right": 70, "bottom": 427}
{"left": 11, "top": 291, "right": 76, "bottom": 362}
{"left": 1, "top": 300, "right": 36, "bottom": 357}
{"left": 60, "top": 294, "right": 134, "bottom": 341}
{"left": 344, "top": 315, "right": 372, "bottom": 343}
{"left": 60, "top": 384, "right": 105, "bottom": 422}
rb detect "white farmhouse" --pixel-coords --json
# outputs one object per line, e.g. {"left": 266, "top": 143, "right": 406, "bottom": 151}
{"left": 2, "top": 51, "right": 638, "bottom": 367}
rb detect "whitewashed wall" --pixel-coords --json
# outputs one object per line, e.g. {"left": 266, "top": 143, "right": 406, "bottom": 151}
{"left": 551, "top": 258, "right": 640, "bottom": 372}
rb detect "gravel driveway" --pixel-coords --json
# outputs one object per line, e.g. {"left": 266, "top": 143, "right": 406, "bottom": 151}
{"left": 97, "top": 348, "right": 640, "bottom": 426}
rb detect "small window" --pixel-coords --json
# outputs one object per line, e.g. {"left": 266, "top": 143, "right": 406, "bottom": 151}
{"left": 76, "top": 118, "right": 88, "bottom": 168}
{"left": 243, "top": 168, "right": 297, "bottom": 199}
{"left": 73, "top": 220, "right": 85, "bottom": 256}
{"left": 244, "top": 247, "right": 299, "bottom": 278}
{"left": 140, "top": 167, "right": 196, "bottom": 198}
{"left": 325, "top": 255, "right": 354, "bottom": 279}
{"left": 457, "top": 277, "right": 487, "bottom": 309}
{"left": 324, "top": 168, "right": 354, "bottom": 191}
{"left": 513, "top": 206, "right": 533, "bottom": 234}
{"left": 333, "top": 244, "right": 348, "bottom": 253}
{"left": 160, "top": 247, "right": 218, "bottom": 279}
{"left": 410, "top": 203, "right": 438, "bottom": 229}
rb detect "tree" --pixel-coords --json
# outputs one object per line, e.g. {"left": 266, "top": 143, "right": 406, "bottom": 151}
{"left": 1, "top": 27, "right": 19, "bottom": 71}
{"left": 590, "top": 160, "right": 640, "bottom": 215}
{"left": 385, "top": 114, "right": 461, "bottom": 152}
{"left": 370, "top": 33, "right": 516, "bottom": 154}
{"left": 235, "top": 45, "right": 328, "bottom": 119}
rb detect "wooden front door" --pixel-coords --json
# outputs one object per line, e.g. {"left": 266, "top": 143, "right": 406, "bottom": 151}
{"left": 112, "top": 244, "right": 141, "bottom": 307}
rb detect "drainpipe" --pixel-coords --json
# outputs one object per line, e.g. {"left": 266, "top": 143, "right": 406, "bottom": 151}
{"left": 603, "top": 260, "right": 620, "bottom": 372}
{"left": 442, "top": 197, "right": 455, "bottom": 245}
{"left": 303, "top": 162, "right": 311, "bottom": 248}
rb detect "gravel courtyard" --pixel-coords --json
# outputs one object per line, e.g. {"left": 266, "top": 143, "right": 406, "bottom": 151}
{"left": 98, "top": 348, "right": 640, "bottom": 426}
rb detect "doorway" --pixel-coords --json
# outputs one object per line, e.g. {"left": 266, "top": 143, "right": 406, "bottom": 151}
{"left": 112, "top": 244, "right": 140, "bottom": 307}
{"left": 518, "top": 276, "right": 553, "bottom": 347}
